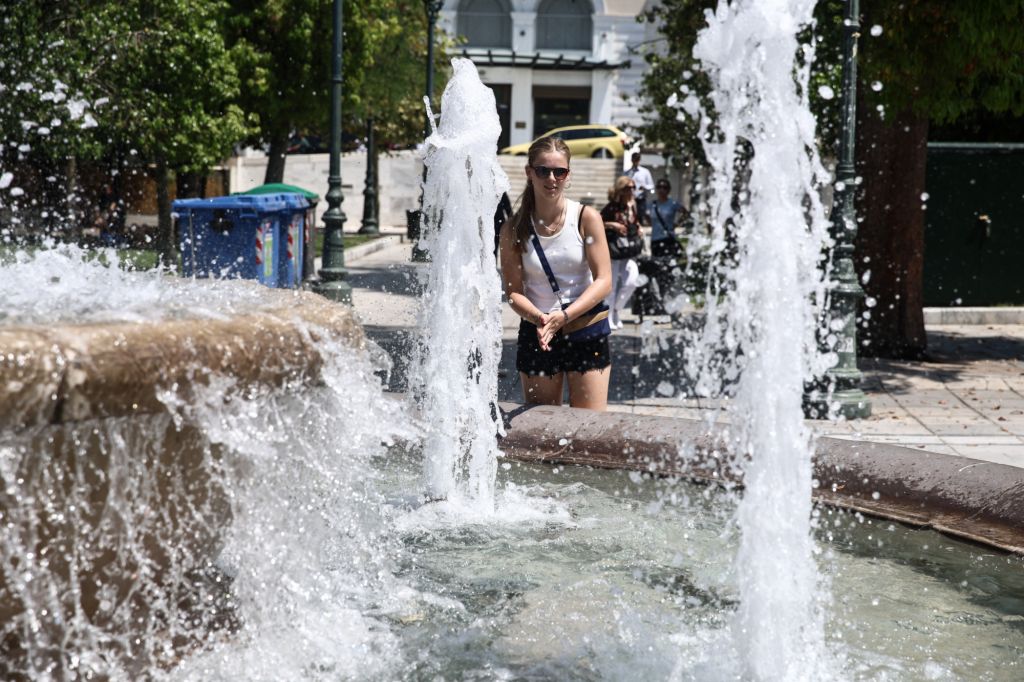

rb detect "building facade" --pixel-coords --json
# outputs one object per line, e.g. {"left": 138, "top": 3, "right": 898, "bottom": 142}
{"left": 440, "top": 0, "right": 656, "bottom": 150}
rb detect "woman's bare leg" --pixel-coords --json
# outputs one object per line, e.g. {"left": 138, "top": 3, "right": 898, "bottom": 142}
{"left": 521, "top": 372, "right": 565, "bottom": 405}
{"left": 567, "top": 366, "right": 611, "bottom": 411}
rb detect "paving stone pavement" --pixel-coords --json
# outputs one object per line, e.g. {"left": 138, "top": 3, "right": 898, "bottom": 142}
{"left": 339, "top": 234, "right": 1024, "bottom": 470}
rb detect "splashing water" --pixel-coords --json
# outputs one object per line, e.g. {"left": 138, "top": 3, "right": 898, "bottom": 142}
{"left": 412, "top": 58, "right": 510, "bottom": 510}
{"left": 0, "top": 242, "right": 275, "bottom": 325}
{"left": 685, "top": 1, "right": 836, "bottom": 678}
{"left": 0, "top": 257, "right": 414, "bottom": 678}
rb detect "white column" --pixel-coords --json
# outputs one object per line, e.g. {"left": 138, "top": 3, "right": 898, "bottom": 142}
{"left": 509, "top": 69, "right": 534, "bottom": 145}
{"left": 511, "top": 11, "right": 535, "bottom": 52}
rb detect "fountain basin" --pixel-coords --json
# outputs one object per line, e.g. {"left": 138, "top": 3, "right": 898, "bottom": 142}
{"left": 498, "top": 403, "right": 1024, "bottom": 555}
{"left": 0, "top": 287, "right": 365, "bottom": 673}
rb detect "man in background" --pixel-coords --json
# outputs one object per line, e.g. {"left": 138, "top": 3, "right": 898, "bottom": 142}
{"left": 624, "top": 152, "right": 654, "bottom": 225}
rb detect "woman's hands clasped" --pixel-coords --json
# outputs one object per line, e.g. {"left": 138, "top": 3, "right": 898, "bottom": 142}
{"left": 536, "top": 311, "right": 567, "bottom": 351}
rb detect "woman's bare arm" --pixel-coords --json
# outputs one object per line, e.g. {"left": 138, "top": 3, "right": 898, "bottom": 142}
{"left": 498, "top": 221, "right": 544, "bottom": 327}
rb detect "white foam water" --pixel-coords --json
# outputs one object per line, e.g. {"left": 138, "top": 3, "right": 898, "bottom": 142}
{"left": 0, "top": 246, "right": 415, "bottom": 680}
{"left": 412, "top": 58, "right": 510, "bottom": 511}
{"left": 685, "top": 0, "right": 836, "bottom": 678}
{"left": 0, "top": 242, "right": 276, "bottom": 325}
{"left": 164, "top": 338, "right": 414, "bottom": 681}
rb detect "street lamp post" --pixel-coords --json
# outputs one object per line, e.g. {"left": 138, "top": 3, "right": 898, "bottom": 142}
{"left": 313, "top": 0, "right": 353, "bottom": 303}
{"left": 424, "top": 0, "right": 442, "bottom": 113}
{"left": 807, "top": 0, "right": 871, "bottom": 419}
{"left": 410, "top": 0, "right": 443, "bottom": 262}
{"left": 359, "top": 116, "right": 380, "bottom": 235}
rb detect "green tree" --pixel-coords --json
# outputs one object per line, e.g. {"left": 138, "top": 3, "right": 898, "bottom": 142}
{"left": 100, "top": 1, "right": 250, "bottom": 263}
{"left": 636, "top": 0, "right": 1024, "bottom": 359}
{"left": 854, "top": 0, "right": 1024, "bottom": 358}
{"left": 1, "top": 1, "right": 250, "bottom": 262}
{"left": 0, "top": 1, "right": 114, "bottom": 229}
{"left": 636, "top": 2, "right": 844, "bottom": 168}
{"left": 227, "top": 0, "right": 449, "bottom": 185}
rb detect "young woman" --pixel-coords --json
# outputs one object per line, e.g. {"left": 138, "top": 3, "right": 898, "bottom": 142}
{"left": 498, "top": 137, "right": 613, "bottom": 410}
{"left": 600, "top": 175, "right": 644, "bottom": 330}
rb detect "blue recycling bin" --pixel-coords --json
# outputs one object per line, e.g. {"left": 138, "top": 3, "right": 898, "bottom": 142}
{"left": 173, "top": 194, "right": 289, "bottom": 288}
{"left": 237, "top": 184, "right": 318, "bottom": 284}
{"left": 277, "top": 193, "right": 310, "bottom": 287}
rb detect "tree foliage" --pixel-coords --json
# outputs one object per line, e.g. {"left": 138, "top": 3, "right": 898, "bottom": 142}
{"left": 226, "top": 0, "right": 450, "bottom": 182}
{"left": 853, "top": 0, "right": 1024, "bottom": 358}
{"left": 858, "top": 1, "right": 1024, "bottom": 125}
{"left": 1, "top": 0, "right": 447, "bottom": 253}
{"left": 635, "top": 0, "right": 844, "bottom": 165}
{"left": 636, "top": 0, "right": 1024, "bottom": 358}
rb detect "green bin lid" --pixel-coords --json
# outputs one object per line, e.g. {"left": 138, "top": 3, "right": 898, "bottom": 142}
{"left": 237, "top": 183, "right": 319, "bottom": 201}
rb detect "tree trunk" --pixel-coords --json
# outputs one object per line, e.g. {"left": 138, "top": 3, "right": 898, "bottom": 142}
{"left": 65, "top": 155, "right": 81, "bottom": 235}
{"left": 176, "top": 171, "right": 206, "bottom": 198}
{"left": 854, "top": 105, "right": 929, "bottom": 359}
{"left": 263, "top": 130, "right": 289, "bottom": 184}
{"left": 154, "top": 157, "right": 176, "bottom": 270}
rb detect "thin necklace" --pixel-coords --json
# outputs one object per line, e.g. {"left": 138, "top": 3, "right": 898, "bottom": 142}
{"left": 533, "top": 200, "right": 566, "bottom": 236}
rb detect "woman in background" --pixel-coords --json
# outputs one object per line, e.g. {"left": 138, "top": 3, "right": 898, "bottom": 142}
{"left": 600, "top": 176, "right": 643, "bottom": 330}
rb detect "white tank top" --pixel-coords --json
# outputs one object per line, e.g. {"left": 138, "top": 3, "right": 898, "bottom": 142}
{"left": 522, "top": 200, "right": 593, "bottom": 314}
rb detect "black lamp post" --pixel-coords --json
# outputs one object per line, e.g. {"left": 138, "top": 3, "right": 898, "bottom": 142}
{"left": 807, "top": 0, "right": 871, "bottom": 419}
{"left": 424, "top": 0, "right": 443, "bottom": 114}
{"left": 313, "top": 0, "right": 352, "bottom": 303}
{"left": 359, "top": 116, "right": 380, "bottom": 235}
{"left": 409, "top": 0, "right": 443, "bottom": 262}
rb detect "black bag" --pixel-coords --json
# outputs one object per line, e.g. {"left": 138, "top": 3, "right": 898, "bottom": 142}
{"left": 606, "top": 224, "right": 643, "bottom": 260}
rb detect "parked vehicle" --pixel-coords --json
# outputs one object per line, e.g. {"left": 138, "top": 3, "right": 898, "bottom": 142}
{"left": 499, "top": 124, "right": 632, "bottom": 159}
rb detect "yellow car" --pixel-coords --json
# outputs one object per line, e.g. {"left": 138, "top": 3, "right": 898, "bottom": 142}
{"left": 499, "top": 124, "right": 632, "bottom": 159}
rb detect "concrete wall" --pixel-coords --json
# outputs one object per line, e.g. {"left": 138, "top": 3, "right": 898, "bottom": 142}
{"left": 228, "top": 151, "right": 424, "bottom": 230}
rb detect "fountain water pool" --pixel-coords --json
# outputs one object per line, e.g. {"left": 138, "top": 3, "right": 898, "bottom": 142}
{"left": 2, "top": 239, "right": 1023, "bottom": 682}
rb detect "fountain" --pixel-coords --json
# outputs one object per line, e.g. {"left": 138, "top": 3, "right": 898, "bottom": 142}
{"left": 1, "top": 7, "right": 1024, "bottom": 682}
{"left": 412, "top": 58, "right": 509, "bottom": 509}
{"left": 685, "top": 1, "right": 834, "bottom": 677}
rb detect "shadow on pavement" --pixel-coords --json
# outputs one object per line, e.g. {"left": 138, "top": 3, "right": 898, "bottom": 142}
{"left": 925, "top": 329, "right": 1024, "bottom": 363}
{"left": 346, "top": 262, "right": 423, "bottom": 298}
{"left": 860, "top": 328, "right": 1024, "bottom": 395}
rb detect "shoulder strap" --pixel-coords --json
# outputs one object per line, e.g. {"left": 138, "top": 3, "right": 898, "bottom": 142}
{"left": 653, "top": 203, "right": 669, "bottom": 230}
{"left": 529, "top": 221, "right": 568, "bottom": 311}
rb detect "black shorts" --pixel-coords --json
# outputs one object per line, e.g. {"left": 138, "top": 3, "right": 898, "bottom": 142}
{"left": 516, "top": 319, "right": 611, "bottom": 376}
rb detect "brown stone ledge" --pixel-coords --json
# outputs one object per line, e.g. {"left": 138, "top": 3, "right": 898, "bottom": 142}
{"left": 0, "top": 289, "right": 362, "bottom": 432}
{"left": 498, "top": 402, "right": 1024, "bottom": 555}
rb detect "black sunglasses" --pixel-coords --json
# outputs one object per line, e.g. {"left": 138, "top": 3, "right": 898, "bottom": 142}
{"left": 532, "top": 165, "right": 569, "bottom": 179}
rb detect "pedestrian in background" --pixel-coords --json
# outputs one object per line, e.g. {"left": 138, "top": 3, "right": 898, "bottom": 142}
{"left": 601, "top": 176, "right": 644, "bottom": 330}
{"left": 648, "top": 179, "right": 685, "bottom": 259}
{"left": 624, "top": 152, "right": 654, "bottom": 225}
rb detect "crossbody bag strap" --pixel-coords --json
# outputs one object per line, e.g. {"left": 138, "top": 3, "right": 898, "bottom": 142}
{"left": 653, "top": 204, "right": 669, "bottom": 232}
{"left": 529, "top": 223, "right": 567, "bottom": 311}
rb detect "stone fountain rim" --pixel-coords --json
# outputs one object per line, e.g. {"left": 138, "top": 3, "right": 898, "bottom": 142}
{"left": 496, "top": 402, "right": 1024, "bottom": 556}
{"left": 0, "top": 287, "right": 363, "bottom": 432}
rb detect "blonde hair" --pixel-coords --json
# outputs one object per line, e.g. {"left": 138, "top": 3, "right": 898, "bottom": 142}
{"left": 608, "top": 175, "right": 635, "bottom": 202}
{"left": 508, "top": 137, "right": 572, "bottom": 253}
